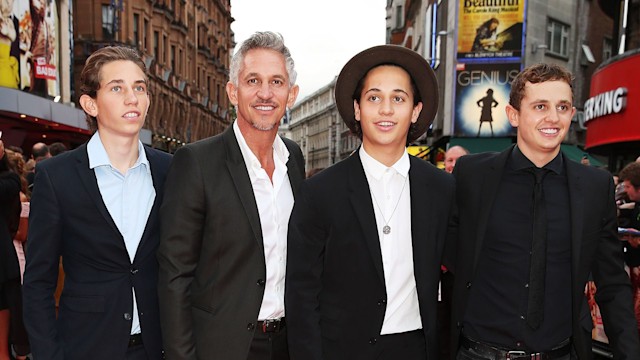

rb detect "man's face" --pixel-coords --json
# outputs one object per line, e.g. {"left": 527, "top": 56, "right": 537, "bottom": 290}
{"left": 81, "top": 60, "right": 149, "bottom": 139}
{"left": 444, "top": 147, "right": 467, "bottom": 173}
{"left": 354, "top": 65, "right": 422, "bottom": 157}
{"left": 506, "top": 80, "right": 575, "bottom": 165}
{"left": 623, "top": 180, "right": 640, "bottom": 202}
{"left": 226, "top": 48, "right": 298, "bottom": 133}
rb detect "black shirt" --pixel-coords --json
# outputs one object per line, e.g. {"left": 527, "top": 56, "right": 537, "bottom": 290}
{"left": 463, "top": 147, "right": 572, "bottom": 351}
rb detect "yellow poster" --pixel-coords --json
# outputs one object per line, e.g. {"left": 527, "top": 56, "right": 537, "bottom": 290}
{"left": 457, "top": 0, "right": 525, "bottom": 60}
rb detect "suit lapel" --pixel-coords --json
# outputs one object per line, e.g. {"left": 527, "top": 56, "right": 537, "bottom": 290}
{"left": 348, "top": 153, "right": 386, "bottom": 285}
{"left": 565, "top": 157, "right": 584, "bottom": 287}
{"left": 408, "top": 158, "right": 432, "bottom": 287}
{"left": 74, "top": 144, "right": 121, "bottom": 236}
{"left": 283, "top": 139, "right": 304, "bottom": 197}
{"left": 473, "top": 147, "right": 512, "bottom": 271}
{"left": 223, "top": 127, "right": 264, "bottom": 250}
{"left": 133, "top": 147, "right": 164, "bottom": 262}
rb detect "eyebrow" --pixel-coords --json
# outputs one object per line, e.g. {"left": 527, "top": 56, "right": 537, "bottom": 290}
{"left": 244, "top": 72, "right": 287, "bottom": 81}
{"left": 364, "top": 87, "right": 410, "bottom": 96}
{"left": 104, "top": 79, "right": 147, "bottom": 86}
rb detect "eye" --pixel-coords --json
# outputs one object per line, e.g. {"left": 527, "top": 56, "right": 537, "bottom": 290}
{"left": 367, "top": 95, "right": 380, "bottom": 102}
{"left": 134, "top": 85, "right": 146, "bottom": 92}
{"left": 393, "top": 95, "right": 405, "bottom": 103}
{"left": 110, "top": 85, "right": 121, "bottom": 92}
{"left": 247, "top": 78, "right": 259, "bottom": 85}
{"left": 557, "top": 104, "right": 569, "bottom": 112}
{"left": 534, "top": 104, "right": 545, "bottom": 110}
{"left": 272, "top": 79, "right": 284, "bottom": 86}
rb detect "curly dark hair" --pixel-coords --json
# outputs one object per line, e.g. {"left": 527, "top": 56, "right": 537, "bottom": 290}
{"left": 509, "top": 63, "right": 573, "bottom": 110}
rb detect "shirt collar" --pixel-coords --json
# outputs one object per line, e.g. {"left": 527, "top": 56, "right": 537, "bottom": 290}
{"left": 232, "top": 120, "right": 290, "bottom": 171}
{"left": 359, "top": 145, "right": 410, "bottom": 181}
{"left": 87, "top": 131, "right": 150, "bottom": 172}
{"left": 510, "top": 145, "right": 563, "bottom": 175}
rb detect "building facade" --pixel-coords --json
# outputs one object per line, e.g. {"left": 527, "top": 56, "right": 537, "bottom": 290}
{"left": 73, "top": 0, "right": 234, "bottom": 152}
{"left": 383, "top": 0, "right": 626, "bottom": 167}
{"left": 287, "top": 78, "right": 360, "bottom": 173}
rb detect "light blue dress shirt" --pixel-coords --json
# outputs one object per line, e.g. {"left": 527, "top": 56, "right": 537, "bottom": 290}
{"left": 87, "top": 132, "right": 156, "bottom": 335}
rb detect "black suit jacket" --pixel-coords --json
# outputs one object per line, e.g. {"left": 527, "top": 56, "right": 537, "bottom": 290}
{"left": 23, "top": 143, "right": 172, "bottom": 360}
{"left": 286, "top": 152, "right": 455, "bottom": 360}
{"left": 448, "top": 146, "right": 640, "bottom": 359}
{"left": 157, "top": 126, "right": 305, "bottom": 360}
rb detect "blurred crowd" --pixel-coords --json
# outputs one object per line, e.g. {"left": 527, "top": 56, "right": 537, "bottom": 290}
{"left": 0, "top": 140, "right": 65, "bottom": 360}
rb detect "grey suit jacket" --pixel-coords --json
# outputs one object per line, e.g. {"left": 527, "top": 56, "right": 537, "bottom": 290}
{"left": 158, "top": 125, "right": 305, "bottom": 360}
{"left": 447, "top": 146, "right": 640, "bottom": 359}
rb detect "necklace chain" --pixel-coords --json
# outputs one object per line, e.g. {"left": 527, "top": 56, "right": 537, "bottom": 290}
{"left": 369, "top": 175, "right": 408, "bottom": 235}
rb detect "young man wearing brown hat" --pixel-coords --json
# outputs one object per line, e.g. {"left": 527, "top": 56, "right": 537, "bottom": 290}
{"left": 285, "top": 45, "right": 455, "bottom": 360}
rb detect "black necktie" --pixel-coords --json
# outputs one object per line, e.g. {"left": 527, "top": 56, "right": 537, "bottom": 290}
{"left": 527, "top": 167, "right": 548, "bottom": 330}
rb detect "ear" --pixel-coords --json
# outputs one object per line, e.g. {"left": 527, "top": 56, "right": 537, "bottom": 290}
{"left": 505, "top": 104, "right": 519, "bottom": 127}
{"left": 79, "top": 94, "right": 98, "bottom": 118}
{"left": 225, "top": 81, "right": 238, "bottom": 106}
{"left": 353, "top": 100, "right": 361, "bottom": 121}
{"left": 411, "top": 102, "right": 423, "bottom": 124}
{"left": 570, "top": 106, "right": 576, "bottom": 119}
{"left": 287, "top": 84, "right": 299, "bottom": 108}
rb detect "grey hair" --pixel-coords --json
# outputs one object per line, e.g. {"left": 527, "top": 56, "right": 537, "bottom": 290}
{"left": 229, "top": 31, "right": 297, "bottom": 87}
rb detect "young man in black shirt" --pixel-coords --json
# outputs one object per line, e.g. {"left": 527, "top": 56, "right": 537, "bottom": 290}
{"left": 448, "top": 63, "right": 640, "bottom": 359}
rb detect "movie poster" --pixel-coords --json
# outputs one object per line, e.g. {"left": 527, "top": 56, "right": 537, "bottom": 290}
{"left": 454, "top": 62, "right": 519, "bottom": 137}
{"left": 0, "top": 0, "right": 58, "bottom": 97}
{"left": 457, "top": 0, "right": 525, "bottom": 60}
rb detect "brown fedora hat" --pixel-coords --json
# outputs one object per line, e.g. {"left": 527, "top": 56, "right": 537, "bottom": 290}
{"left": 335, "top": 45, "right": 439, "bottom": 143}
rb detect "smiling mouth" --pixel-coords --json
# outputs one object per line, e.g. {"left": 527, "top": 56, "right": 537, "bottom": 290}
{"left": 376, "top": 121, "right": 395, "bottom": 128}
{"left": 123, "top": 112, "right": 140, "bottom": 119}
{"left": 254, "top": 104, "right": 276, "bottom": 111}
{"left": 539, "top": 128, "right": 559, "bottom": 135}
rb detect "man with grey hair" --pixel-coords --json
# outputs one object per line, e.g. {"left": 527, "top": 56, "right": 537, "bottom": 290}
{"left": 158, "top": 31, "right": 305, "bottom": 360}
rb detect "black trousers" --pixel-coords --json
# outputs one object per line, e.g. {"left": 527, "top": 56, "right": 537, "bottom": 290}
{"left": 247, "top": 325, "right": 289, "bottom": 360}
{"left": 376, "top": 329, "right": 426, "bottom": 360}
{"left": 125, "top": 342, "right": 149, "bottom": 360}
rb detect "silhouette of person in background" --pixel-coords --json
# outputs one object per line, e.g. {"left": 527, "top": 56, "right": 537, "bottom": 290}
{"left": 476, "top": 88, "right": 498, "bottom": 137}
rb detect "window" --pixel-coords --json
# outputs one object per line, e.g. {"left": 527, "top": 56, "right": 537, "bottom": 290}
{"left": 546, "top": 19, "right": 570, "bottom": 57}
{"left": 163, "top": 35, "right": 168, "bottom": 63}
{"left": 603, "top": 37, "right": 613, "bottom": 61}
{"left": 133, "top": 14, "right": 139, "bottom": 48}
{"left": 102, "top": 4, "right": 115, "bottom": 40}
{"left": 179, "top": 48, "right": 183, "bottom": 74}
{"left": 171, "top": 45, "right": 176, "bottom": 71}
{"left": 143, "top": 19, "right": 148, "bottom": 51}
{"left": 153, "top": 31, "right": 159, "bottom": 61}
{"left": 395, "top": 5, "right": 403, "bottom": 29}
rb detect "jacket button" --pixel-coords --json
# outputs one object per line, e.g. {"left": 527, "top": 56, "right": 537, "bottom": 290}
{"left": 124, "top": 313, "right": 132, "bottom": 320}
{"left": 257, "top": 279, "right": 265, "bottom": 286}
{"left": 247, "top": 323, "right": 255, "bottom": 331}
{"left": 377, "top": 299, "right": 386, "bottom": 306}
{"left": 130, "top": 268, "right": 139, "bottom": 275}
{"left": 456, "top": 322, "right": 462, "bottom": 328}
{"left": 466, "top": 282, "right": 472, "bottom": 289}
{"left": 369, "top": 337, "right": 377, "bottom": 345}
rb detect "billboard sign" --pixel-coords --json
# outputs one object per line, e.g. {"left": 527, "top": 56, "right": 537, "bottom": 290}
{"left": 453, "top": 62, "right": 520, "bottom": 137}
{"left": 457, "top": 0, "right": 525, "bottom": 60}
{"left": 0, "top": 0, "right": 59, "bottom": 97}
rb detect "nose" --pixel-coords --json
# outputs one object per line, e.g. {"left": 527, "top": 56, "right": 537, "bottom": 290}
{"left": 379, "top": 98, "right": 394, "bottom": 115}
{"left": 257, "top": 82, "right": 273, "bottom": 100}
{"left": 547, "top": 107, "right": 560, "bottom": 122}
{"left": 124, "top": 87, "right": 139, "bottom": 105}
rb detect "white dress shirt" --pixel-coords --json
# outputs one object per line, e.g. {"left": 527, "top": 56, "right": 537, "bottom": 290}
{"left": 88, "top": 132, "right": 155, "bottom": 335}
{"left": 359, "top": 146, "right": 422, "bottom": 335}
{"left": 233, "top": 121, "right": 294, "bottom": 320}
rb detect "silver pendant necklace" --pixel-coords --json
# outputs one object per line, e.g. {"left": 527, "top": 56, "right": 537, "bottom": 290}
{"left": 370, "top": 176, "right": 408, "bottom": 235}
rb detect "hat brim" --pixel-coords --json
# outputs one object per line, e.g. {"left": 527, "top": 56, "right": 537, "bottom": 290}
{"left": 335, "top": 45, "right": 439, "bottom": 143}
